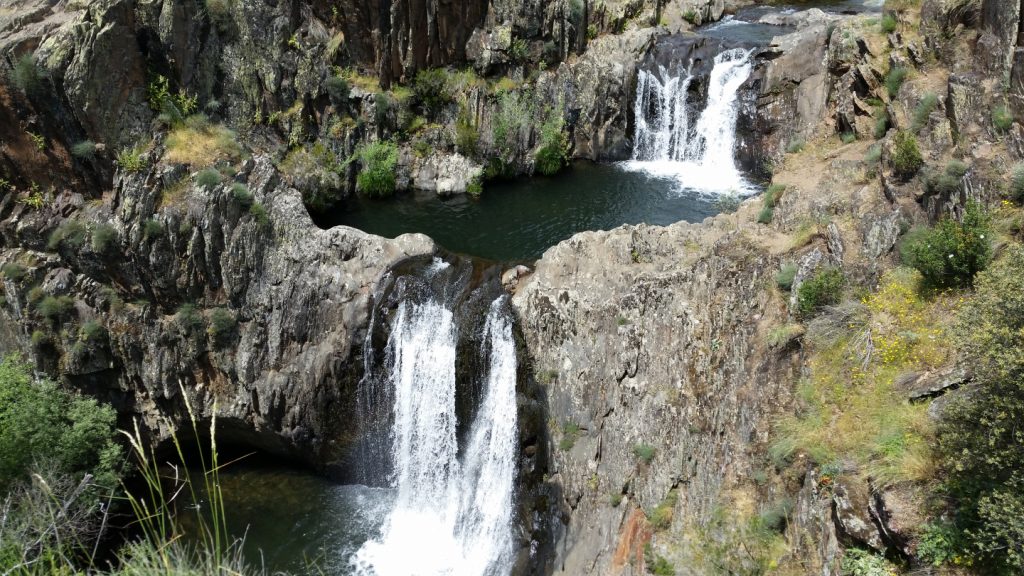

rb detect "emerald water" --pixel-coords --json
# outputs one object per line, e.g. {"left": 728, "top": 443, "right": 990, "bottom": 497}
{"left": 320, "top": 162, "right": 729, "bottom": 262}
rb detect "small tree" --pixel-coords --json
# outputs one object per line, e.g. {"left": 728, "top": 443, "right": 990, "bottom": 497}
{"left": 903, "top": 201, "right": 991, "bottom": 289}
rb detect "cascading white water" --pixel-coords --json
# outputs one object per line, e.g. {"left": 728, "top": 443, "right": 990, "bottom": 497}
{"left": 624, "top": 47, "right": 755, "bottom": 195}
{"left": 352, "top": 296, "right": 518, "bottom": 576}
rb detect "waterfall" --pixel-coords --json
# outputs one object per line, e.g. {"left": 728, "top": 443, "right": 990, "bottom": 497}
{"left": 351, "top": 295, "right": 518, "bottom": 576}
{"left": 625, "top": 47, "right": 754, "bottom": 195}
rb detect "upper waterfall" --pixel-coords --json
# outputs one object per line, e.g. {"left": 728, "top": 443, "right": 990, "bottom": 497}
{"left": 624, "top": 47, "right": 755, "bottom": 195}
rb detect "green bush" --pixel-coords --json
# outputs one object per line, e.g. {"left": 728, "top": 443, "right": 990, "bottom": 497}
{"left": 195, "top": 168, "right": 222, "bottom": 189}
{"left": 249, "top": 202, "right": 269, "bottom": 226}
{"left": 535, "top": 110, "right": 570, "bottom": 176}
{"left": 911, "top": 92, "right": 939, "bottom": 132}
{"left": 143, "top": 218, "right": 163, "bottom": 241}
{"left": 492, "top": 91, "right": 533, "bottom": 158}
{"left": 890, "top": 130, "right": 923, "bottom": 179}
{"left": 841, "top": 548, "right": 899, "bottom": 576}
{"left": 775, "top": 263, "right": 797, "bottom": 291}
{"left": 325, "top": 75, "right": 349, "bottom": 105}
{"left": 508, "top": 38, "right": 529, "bottom": 63}
{"left": 992, "top": 105, "right": 1014, "bottom": 133}
{"left": 413, "top": 69, "right": 452, "bottom": 117}
{"left": 356, "top": 140, "right": 399, "bottom": 198}
{"left": 37, "top": 295, "right": 74, "bottom": 321}
{"left": 91, "top": 223, "right": 118, "bottom": 254}
{"left": 79, "top": 320, "right": 107, "bottom": 342}
{"left": 48, "top": 220, "right": 88, "bottom": 250}
{"left": 864, "top": 144, "right": 883, "bottom": 164}
{"left": 11, "top": 54, "right": 42, "bottom": 96}
{"left": 466, "top": 177, "right": 483, "bottom": 197}
{"left": 796, "top": 267, "right": 844, "bottom": 318}
{"left": 885, "top": 66, "right": 908, "bottom": 98}
{"left": 880, "top": 13, "right": 898, "bottom": 33}
{"left": 71, "top": 140, "right": 97, "bottom": 160}
{"left": 903, "top": 201, "right": 991, "bottom": 289}
{"left": 633, "top": 443, "right": 656, "bottom": 464}
{"left": 935, "top": 245, "right": 1024, "bottom": 572}
{"left": 207, "top": 307, "right": 237, "bottom": 347}
{"left": 0, "top": 355, "right": 121, "bottom": 491}
{"left": 925, "top": 160, "right": 968, "bottom": 197}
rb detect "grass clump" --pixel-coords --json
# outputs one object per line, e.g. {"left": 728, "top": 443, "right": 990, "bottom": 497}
{"left": 79, "top": 320, "right": 107, "bottom": 342}
{"left": 48, "top": 220, "right": 88, "bottom": 250}
{"left": 885, "top": 66, "right": 908, "bottom": 98}
{"left": 649, "top": 489, "right": 677, "bottom": 530}
{"left": 281, "top": 142, "right": 344, "bottom": 212}
{"left": 925, "top": 159, "right": 968, "bottom": 197}
{"left": 90, "top": 223, "right": 118, "bottom": 254}
{"left": 992, "top": 105, "right": 1014, "bottom": 133}
{"left": 633, "top": 443, "right": 656, "bottom": 464}
{"left": 535, "top": 110, "right": 570, "bottom": 176}
{"left": 841, "top": 132, "right": 857, "bottom": 144}
{"left": 249, "top": 202, "right": 269, "bottom": 226}
{"left": 195, "top": 167, "right": 223, "bottom": 189}
{"left": 37, "top": 295, "right": 74, "bottom": 321}
{"left": 356, "top": 140, "right": 399, "bottom": 198}
{"left": 903, "top": 201, "right": 991, "bottom": 289}
{"left": 70, "top": 140, "right": 97, "bottom": 160}
{"left": 785, "top": 138, "right": 805, "bottom": 154}
{"left": 1, "top": 263, "right": 27, "bottom": 282}
{"left": 207, "top": 307, "right": 237, "bottom": 347}
{"left": 890, "top": 130, "right": 923, "bottom": 179}
{"left": 230, "top": 182, "right": 252, "bottom": 207}
{"left": 775, "top": 262, "right": 797, "bottom": 290}
{"left": 758, "top": 183, "right": 786, "bottom": 224}
{"left": 559, "top": 422, "right": 580, "bottom": 451}
{"left": 911, "top": 92, "right": 939, "bottom": 132}
{"left": 143, "top": 218, "right": 163, "bottom": 241}
{"left": 796, "top": 267, "right": 844, "bottom": 318}
{"left": 175, "top": 303, "right": 205, "bottom": 335}
{"left": 165, "top": 115, "right": 241, "bottom": 167}
{"left": 11, "top": 54, "right": 42, "bottom": 96}
{"left": 767, "top": 324, "right": 804, "bottom": 348}
{"left": 117, "top": 146, "right": 147, "bottom": 172}
{"left": 880, "top": 13, "right": 898, "bottom": 32}
{"left": 772, "top": 268, "right": 948, "bottom": 482}
{"left": 325, "top": 74, "right": 349, "bottom": 106}
{"left": 455, "top": 110, "right": 479, "bottom": 157}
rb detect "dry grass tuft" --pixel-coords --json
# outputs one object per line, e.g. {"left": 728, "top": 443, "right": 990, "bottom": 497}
{"left": 164, "top": 115, "right": 242, "bottom": 167}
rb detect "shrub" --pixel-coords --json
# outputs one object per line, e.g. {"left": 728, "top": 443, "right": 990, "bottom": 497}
{"left": 889, "top": 130, "right": 923, "bottom": 179}
{"left": 609, "top": 492, "right": 623, "bottom": 507}
{"left": 455, "top": 110, "right": 479, "bottom": 156}
{"left": 647, "top": 553, "right": 675, "bottom": 576}
{"left": 841, "top": 548, "right": 899, "bottom": 576}
{"left": 207, "top": 307, "right": 237, "bottom": 347}
{"left": 90, "top": 223, "right": 118, "bottom": 254}
{"left": 37, "top": 295, "right": 74, "bottom": 321}
{"left": 48, "top": 220, "right": 88, "bottom": 250}
{"left": 11, "top": 54, "right": 42, "bottom": 96}
{"left": 492, "top": 91, "right": 532, "bottom": 158}
{"left": 757, "top": 206, "right": 774, "bottom": 224}
{"left": 374, "top": 93, "right": 392, "bottom": 127}
{"left": 633, "top": 443, "right": 656, "bottom": 464}
{"left": 841, "top": 132, "right": 857, "bottom": 144}
{"left": 117, "top": 146, "right": 148, "bottom": 172}
{"left": 356, "top": 140, "right": 399, "bottom": 198}
{"left": 249, "top": 202, "right": 269, "bottom": 226}
{"left": 413, "top": 68, "right": 452, "bottom": 117}
{"left": 466, "top": 177, "right": 483, "bottom": 197}
{"left": 535, "top": 110, "right": 570, "bottom": 176}
{"left": 325, "top": 75, "right": 350, "bottom": 105}
{"left": 796, "top": 267, "right": 844, "bottom": 318}
{"left": 508, "top": 38, "right": 529, "bottom": 63}
{"left": 786, "top": 138, "right": 805, "bottom": 154}
{"left": 992, "top": 105, "right": 1014, "bottom": 133}
{"left": 79, "top": 320, "right": 107, "bottom": 342}
{"left": 903, "top": 201, "right": 991, "bottom": 289}
{"left": 775, "top": 262, "right": 797, "bottom": 290}
{"left": 873, "top": 111, "right": 890, "bottom": 139}
{"left": 143, "top": 218, "right": 164, "bottom": 241}
{"left": 165, "top": 116, "right": 241, "bottom": 167}
{"left": 911, "top": 92, "right": 939, "bottom": 132}
{"left": 71, "top": 140, "right": 97, "bottom": 160}
{"left": 885, "top": 66, "right": 908, "bottom": 98}
{"left": 230, "top": 182, "right": 252, "bottom": 207}
{"left": 195, "top": 167, "right": 223, "bottom": 189}
{"left": 880, "top": 13, "right": 898, "bottom": 33}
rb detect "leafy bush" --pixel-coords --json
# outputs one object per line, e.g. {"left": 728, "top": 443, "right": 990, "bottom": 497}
{"left": 889, "top": 130, "right": 923, "bottom": 179}
{"left": 325, "top": 75, "right": 349, "bottom": 105}
{"left": 633, "top": 443, "right": 656, "bottom": 464}
{"left": 796, "top": 267, "right": 844, "bottom": 318}
{"left": 885, "top": 66, "right": 908, "bottom": 98}
{"left": 934, "top": 245, "right": 1024, "bottom": 572}
{"left": 37, "top": 295, "right": 74, "bottom": 321}
{"left": 466, "top": 177, "right": 483, "bottom": 197}
{"left": 195, "top": 167, "right": 223, "bottom": 189}
{"left": 356, "top": 140, "right": 399, "bottom": 198}
{"left": 11, "top": 54, "right": 42, "bottom": 96}
{"left": 207, "top": 307, "right": 237, "bottom": 347}
{"left": 90, "top": 223, "right": 118, "bottom": 254}
{"left": 71, "top": 140, "right": 97, "bottom": 160}
{"left": 911, "top": 92, "right": 938, "bottom": 132}
{"left": 117, "top": 146, "right": 148, "bottom": 172}
{"left": 903, "top": 201, "right": 991, "bottom": 289}
{"left": 917, "top": 521, "right": 968, "bottom": 567}
{"left": 992, "top": 105, "right": 1014, "bottom": 133}
{"left": 492, "top": 91, "right": 533, "bottom": 158}
{"left": 775, "top": 262, "right": 797, "bottom": 290}
{"left": 413, "top": 69, "right": 452, "bottom": 117}
{"left": 535, "top": 111, "right": 570, "bottom": 176}
{"left": 841, "top": 548, "right": 898, "bottom": 576}
{"left": 48, "top": 220, "right": 88, "bottom": 250}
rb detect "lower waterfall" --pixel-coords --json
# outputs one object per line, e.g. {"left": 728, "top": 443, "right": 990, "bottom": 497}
{"left": 351, "top": 291, "right": 518, "bottom": 576}
{"left": 625, "top": 47, "right": 755, "bottom": 195}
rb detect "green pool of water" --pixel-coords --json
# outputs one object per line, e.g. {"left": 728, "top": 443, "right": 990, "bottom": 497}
{"left": 317, "top": 162, "right": 733, "bottom": 262}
